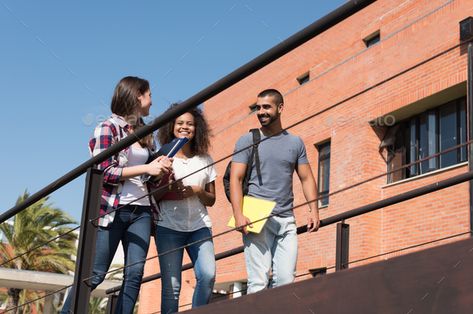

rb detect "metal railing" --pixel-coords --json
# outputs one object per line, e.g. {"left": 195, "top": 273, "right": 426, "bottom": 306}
{"left": 103, "top": 27, "right": 473, "bottom": 307}
{"left": 0, "top": 1, "right": 377, "bottom": 313}
{"left": 3, "top": 1, "right": 473, "bottom": 312}
{"left": 106, "top": 165, "right": 473, "bottom": 294}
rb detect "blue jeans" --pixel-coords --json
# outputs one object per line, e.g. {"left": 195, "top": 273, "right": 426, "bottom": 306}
{"left": 61, "top": 205, "right": 151, "bottom": 314}
{"left": 156, "top": 226, "right": 216, "bottom": 314}
{"left": 243, "top": 215, "right": 298, "bottom": 294}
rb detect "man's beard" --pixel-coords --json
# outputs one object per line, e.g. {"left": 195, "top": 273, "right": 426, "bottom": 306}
{"left": 258, "top": 114, "right": 278, "bottom": 126}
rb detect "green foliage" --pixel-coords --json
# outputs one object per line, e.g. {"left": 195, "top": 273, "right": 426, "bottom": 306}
{"left": 0, "top": 191, "right": 78, "bottom": 313}
{"left": 88, "top": 297, "right": 107, "bottom": 314}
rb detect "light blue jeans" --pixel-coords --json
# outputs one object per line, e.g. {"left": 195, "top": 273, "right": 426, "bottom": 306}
{"left": 243, "top": 215, "right": 298, "bottom": 294}
{"left": 61, "top": 205, "right": 151, "bottom": 314}
{"left": 156, "top": 226, "right": 216, "bottom": 314}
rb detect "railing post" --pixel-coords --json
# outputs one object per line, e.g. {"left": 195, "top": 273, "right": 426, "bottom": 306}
{"left": 335, "top": 222, "right": 350, "bottom": 271}
{"left": 71, "top": 167, "right": 103, "bottom": 313}
{"left": 106, "top": 293, "right": 118, "bottom": 314}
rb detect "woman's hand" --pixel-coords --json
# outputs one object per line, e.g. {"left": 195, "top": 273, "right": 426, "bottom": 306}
{"left": 170, "top": 181, "right": 200, "bottom": 198}
{"left": 147, "top": 156, "right": 173, "bottom": 177}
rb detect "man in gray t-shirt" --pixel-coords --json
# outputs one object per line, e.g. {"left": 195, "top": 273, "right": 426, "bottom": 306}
{"left": 230, "top": 89, "right": 320, "bottom": 294}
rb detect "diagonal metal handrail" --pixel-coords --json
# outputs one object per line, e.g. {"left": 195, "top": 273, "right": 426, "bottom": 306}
{"left": 3, "top": 25, "right": 466, "bottom": 297}
{"left": 4, "top": 33, "right": 469, "bottom": 272}
{"left": 100, "top": 133, "right": 471, "bottom": 289}
{"left": 106, "top": 169, "right": 473, "bottom": 294}
{"left": 0, "top": 0, "right": 376, "bottom": 224}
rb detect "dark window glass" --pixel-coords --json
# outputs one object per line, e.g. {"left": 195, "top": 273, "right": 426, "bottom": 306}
{"left": 459, "top": 98, "right": 467, "bottom": 162}
{"left": 317, "top": 142, "right": 331, "bottom": 207}
{"left": 297, "top": 73, "right": 310, "bottom": 85}
{"left": 439, "top": 101, "right": 457, "bottom": 167}
{"left": 387, "top": 125, "right": 406, "bottom": 182}
{"left": 408, "top": 119, "right": 418, "bottom": 177}
{"left": 364, "top": 31, "right": 380, "bottom": 47}
{"left": 386, "top": 96, "right": 467, "bottom": 183}
{"left": 419, "top": 110, "right": 437, "bottom": 173}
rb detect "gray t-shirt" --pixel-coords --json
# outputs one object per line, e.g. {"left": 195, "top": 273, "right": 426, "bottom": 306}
{"left": 232, "top": 130, "right": 308, "bottom": 217}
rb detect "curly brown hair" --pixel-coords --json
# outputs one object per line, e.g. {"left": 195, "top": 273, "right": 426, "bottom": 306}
{"left": 157, "top": 104, "right": 211, "bottom": 155}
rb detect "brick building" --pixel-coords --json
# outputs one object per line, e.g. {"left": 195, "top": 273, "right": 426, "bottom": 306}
{"left": 139, "top": 0, "right": 473, "bottom": 312}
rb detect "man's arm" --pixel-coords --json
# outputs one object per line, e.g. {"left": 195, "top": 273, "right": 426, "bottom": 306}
{"left": 230, "top": 162, "right": 252, "bottom": 234}
{"left": 296, "top": 163, "right": 320, "bottom": 232}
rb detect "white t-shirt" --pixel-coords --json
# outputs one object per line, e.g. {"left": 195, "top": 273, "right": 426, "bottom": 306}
{"left": 158, "top": 154, "right": 217, "bottom": 231}
{"left": 119, "top": 144, "right": 151, "bottom": 206}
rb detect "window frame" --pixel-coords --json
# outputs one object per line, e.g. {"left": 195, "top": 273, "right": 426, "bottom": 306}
{"left": 297, "top": 72, "right": 310, "bottom": 86}
{"left": 386, "top": 96, "right": 467, "bottom": 183}
{"left": 363, "top": 30, "right": 380, "bottom": 48}
{"left": 316, "top": 141, "right": 331, "bottom": 207}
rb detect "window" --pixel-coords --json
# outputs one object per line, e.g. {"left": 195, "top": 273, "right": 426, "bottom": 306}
{"left": 386, "top": 97, "right": 467, "bottom": 183}
{"left": 297, "top": 72, "right": 310, "bottom": 85}
{"left": 316, "top": 141, "right": 331, "bottom": 207}
{"left": 363, "top": 30, "right": 380, "bottom": 48}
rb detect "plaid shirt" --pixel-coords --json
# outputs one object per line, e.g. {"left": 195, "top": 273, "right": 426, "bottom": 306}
{"left": 88, "top": 114, "right": 158, "bottom": 227}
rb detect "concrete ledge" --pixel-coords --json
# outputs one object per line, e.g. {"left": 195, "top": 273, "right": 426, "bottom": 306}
{"left": 0, "top": 268, "right": 121, "bottom": 298}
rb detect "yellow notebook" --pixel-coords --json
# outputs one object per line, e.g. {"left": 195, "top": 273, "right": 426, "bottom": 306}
{"left": 228, "top": 196, "right": 276, "bottom": 233}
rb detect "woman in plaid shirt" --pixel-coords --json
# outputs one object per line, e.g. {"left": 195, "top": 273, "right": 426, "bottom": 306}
{"left": 61, "top": 76, "right": 172, "bottom": 314}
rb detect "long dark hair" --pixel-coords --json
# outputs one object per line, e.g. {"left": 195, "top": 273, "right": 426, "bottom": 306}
{"left": 111, "top": 76, "right": 150, "bottom": 116}
{"left": 158, "top": 104, "right": 211, "bottom": 155}
{"left": 110, "top": 76, "right": 153, "bottom": 148}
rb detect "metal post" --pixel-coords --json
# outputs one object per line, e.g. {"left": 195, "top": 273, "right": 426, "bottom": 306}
{"left": 335, "top": 222, "right": 350, "bottom": 271}
{"left": 106, "top": 293, "right": 118, "bottom": 314}
{"left": 468, "top": 42, "right": 473, "bottom": 234}
{"left": 71, "top": 167, "right": 103, "bottom": 313}
{"left": 43, "top": 292, "right": 54, "bottom": 314}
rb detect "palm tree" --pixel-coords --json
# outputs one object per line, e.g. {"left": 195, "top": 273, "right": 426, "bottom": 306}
{"left": 88, "top": 296, "right": 107, "bottom": 314}
{"left": 0, "top": 191, "right": 77, "bottom": 313}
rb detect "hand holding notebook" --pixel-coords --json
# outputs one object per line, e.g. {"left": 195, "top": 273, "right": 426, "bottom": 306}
{"left": 147, "top": 137, "right": 188, "bottom": 183}
{"left": 228, "top": 196, "right": 276, "bottom": 233}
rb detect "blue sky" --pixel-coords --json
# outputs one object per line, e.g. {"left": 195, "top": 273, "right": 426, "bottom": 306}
{"left": 0, "top": 0, "right": 346, "bottom": 223}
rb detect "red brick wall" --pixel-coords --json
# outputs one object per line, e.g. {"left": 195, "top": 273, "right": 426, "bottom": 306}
{"left": 139, "top": 0, "right": 473, "bottom": 312}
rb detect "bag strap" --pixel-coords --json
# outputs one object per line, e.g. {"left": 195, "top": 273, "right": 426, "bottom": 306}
{"left": 248, "top": 128, "right": 262, "bottom": 185}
